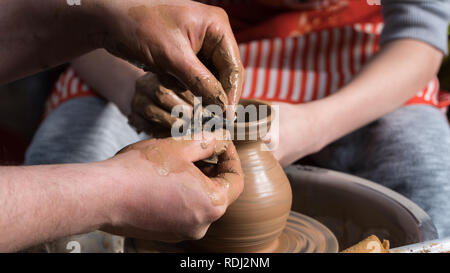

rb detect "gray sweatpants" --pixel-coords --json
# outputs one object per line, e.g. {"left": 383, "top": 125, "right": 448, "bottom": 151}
{"left": 25, "top": 97, "right": 450, "bottom": 238}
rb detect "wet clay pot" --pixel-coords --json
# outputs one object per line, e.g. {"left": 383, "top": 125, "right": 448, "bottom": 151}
{"left": 189, "top": 99, "right": 293, "bottom": 252}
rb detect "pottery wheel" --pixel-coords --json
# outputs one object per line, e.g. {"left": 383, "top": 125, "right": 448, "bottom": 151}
{"left": 127, "top": 211, "right": 339, "bottom": 253}
{"left": 267, "top": 211, "right": 339, "bottom": 253}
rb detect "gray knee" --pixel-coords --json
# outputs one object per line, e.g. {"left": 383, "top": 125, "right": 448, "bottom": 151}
{"left": 25, "top": 97, "right": 144, "bottom": 165}
{"left": 359, "top": 105, "right": 450, "bottom": 237}
{"left": 362, "top": 105, "right": 450, "bottom": 189}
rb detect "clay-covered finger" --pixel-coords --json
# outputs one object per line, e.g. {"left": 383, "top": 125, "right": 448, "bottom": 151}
{"left": 211, "top": 34, "right": 243, "bottom": 119}
{"left": 212, "top": 142, "right": 243, "bottom": 204}
{"left": 211, "top": 128, "right": 231, "bottom": 156}
{"left": 157, "top": 73, "right": 186, "bottom": 93}
{"left": 144, "top": 103, "right": 181, "bottom": 128}
{"left": 136, "top": 73, "right": 193, "bottom": 112}
{"left": 164, "top": 49, "right": 228, "bottom": 110}
{"left": 178, "top": 90, "right": 196, "bottom": 106}
{"left": 200, "top": 26, "right": 243, "bottom": 120}
{"left": 177, "top": 131, "right": 218, "bottom": 163}
{"left": 133, "top": 90, "right": 183, "bottom": 129}
{"left": 151, "top": 85, "right": 193, "bottom": 113}
{"left": 135, "top": 73, "right": 160, "bottom": 97}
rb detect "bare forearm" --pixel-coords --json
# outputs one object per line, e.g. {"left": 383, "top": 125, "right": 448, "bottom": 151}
{"left": 0, "top": 163, "right": 116, "bottom": 252}
{"left": 308, "top": 39, "right": 443, "bottom": 148}
{"left": 0, "top": 0, "right": 107, "bottom": 84}
{"left": 72, "top": 50, "right": 145, "bottom": 115}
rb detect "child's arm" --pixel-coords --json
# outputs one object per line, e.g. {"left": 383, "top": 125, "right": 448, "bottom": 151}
{"left": 71, "top": 49, "right": 145, "bottom": 116}
{"left": 272, "top": 0, "right": 450, "bottom": 166}
{"left": 273, "top": 39, "right": 443, "bottom": 166}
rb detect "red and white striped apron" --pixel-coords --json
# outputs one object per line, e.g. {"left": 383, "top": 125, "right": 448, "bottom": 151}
{"left": 46, "top": 0, "right": 450, "bottom": 114}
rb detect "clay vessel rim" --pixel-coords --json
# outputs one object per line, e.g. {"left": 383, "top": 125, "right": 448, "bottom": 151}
{"left": 233, "top": 99, "right": 273, "bottom": 130}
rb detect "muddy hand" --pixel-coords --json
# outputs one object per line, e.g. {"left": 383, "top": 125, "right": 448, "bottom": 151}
{"left": 129, "top": 73, "right": 194, "bottom": 137}
{"left": 103, "top": 0, "right": 243, "bottom": 117}
{"left": 102, "top": 132, "right": 243, "bottom": 242}
{"left": 130, "top": 73, "right": 232, "bottom": 164}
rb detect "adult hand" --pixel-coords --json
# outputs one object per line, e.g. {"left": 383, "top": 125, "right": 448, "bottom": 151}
{"left": 101, "top": 132, "right": 243, "bottom": 242}
{"left": 263, "top": 102, "right": 325, "bottom": 167}
{"left": 102, "top": 0, "right": 243, "bottom": 118}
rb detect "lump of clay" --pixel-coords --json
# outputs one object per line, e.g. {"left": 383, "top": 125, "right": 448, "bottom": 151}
{"left": 341, "top": 235, "right": 390, "bottom": 253}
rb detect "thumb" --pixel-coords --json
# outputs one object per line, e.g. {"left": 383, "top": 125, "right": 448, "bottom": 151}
{"left": 174, "top": 131, "right": 219, "bottom": 163}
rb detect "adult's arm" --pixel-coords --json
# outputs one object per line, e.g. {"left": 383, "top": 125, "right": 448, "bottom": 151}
{"left": 0, "top": 162, "right": 114, "bottom": 252}
{"left": 0, "top": 134, "right": 243, "bottom": 252}
{"left": 0, "top": 0, "right": 243, "bottom": 114}
{"left": 0, "top": 0, "right": 105, "bottom": 84}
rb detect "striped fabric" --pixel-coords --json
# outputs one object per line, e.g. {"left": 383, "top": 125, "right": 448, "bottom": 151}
{"left": 238, "top": 23, "right": 384, "bottom": 102}
{"left": 45, "top": 1, "right": 449, "bottom": 115}
{"left": 45, "top": 68, "right": 94, "bottom": 115}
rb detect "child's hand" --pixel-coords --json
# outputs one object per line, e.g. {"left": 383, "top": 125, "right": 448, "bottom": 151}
{"left": 129, "top": 73, "right": 194, "bottom": 137}
{"left": 263, "top": 102, "right": 325, "bottom": 167}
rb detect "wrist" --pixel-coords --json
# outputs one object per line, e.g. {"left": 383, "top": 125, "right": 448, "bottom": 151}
{"left": 75, "top": 1, "right": 114, "bottom": 49}
{"left": 305, "top": 93, "right": 362, "bottom": 150}
{"left": 45, "top": 0, "right": 118, "bottom": 50}
{"left": 116, "top": 69, "right": 145, "bottom": 116}
{"left": 78, "top": 160, "right": 124, "bottom": 229}
{"left": 41, "top": 0, "right": 112, "bottom": 50}
{"left": 92, "top": 156, "right": 138, "bottom": 228}
{"left": 296, "top": 102, "right": 328, "bottom": 154}
{"left": 89, "top": 0, "right": 134, "bottom": 50}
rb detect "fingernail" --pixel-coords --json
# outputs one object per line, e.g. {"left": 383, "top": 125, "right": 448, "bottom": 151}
{"left": 200, "top": 131, "right": 216, "bottom": 146}
{"left": 218, "top": 92, "right": 228, "bottom": 109}
{"left": 226, "top": 105, "right": 236, "bottom": 122}
{"left": 200, "top": 141, "right": 208, "bottom": 149}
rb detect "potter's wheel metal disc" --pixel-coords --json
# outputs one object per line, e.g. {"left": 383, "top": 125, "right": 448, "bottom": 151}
{"left": 270, "top": 211, "right": 339, "bottom": 253}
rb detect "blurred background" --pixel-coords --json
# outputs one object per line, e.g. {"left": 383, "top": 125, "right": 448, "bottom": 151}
{"left": 0, "top": 66, "right": 65, "bottom": 165}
